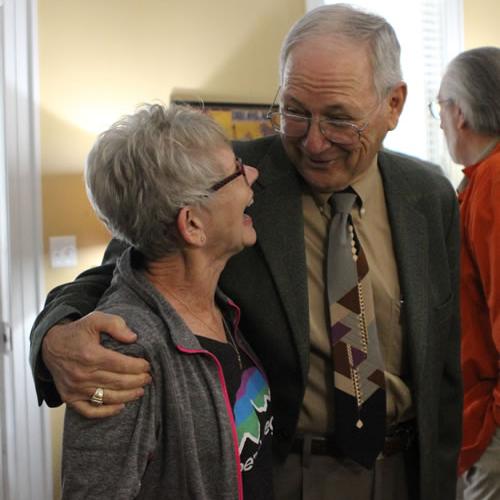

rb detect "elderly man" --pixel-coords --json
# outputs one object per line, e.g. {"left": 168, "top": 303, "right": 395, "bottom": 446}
{"left": 433, "top": 47, "right": 500, "bottom": 500}
{"left": 31, "top": 5, "right": 461, "bottom": 500}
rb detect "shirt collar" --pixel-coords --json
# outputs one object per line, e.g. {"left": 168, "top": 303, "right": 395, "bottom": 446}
{"left": 306, "top": 154, "right": 378, "bottom": 216}
{"left": 351, "top": 154, "right": 378, "bottom": 209}
{"left": 463, "top": 140, "right": 500, "bottom": 178}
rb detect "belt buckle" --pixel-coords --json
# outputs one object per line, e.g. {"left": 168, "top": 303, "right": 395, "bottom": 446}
{"left": 383, "top": 421, "right": 416, "bottom": 457}
{"left": 397, "top": 423, "right": 416, "bottom": 449}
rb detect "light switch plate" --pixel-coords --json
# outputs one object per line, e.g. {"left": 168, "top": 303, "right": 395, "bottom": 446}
{"left": 49, "top": 235, "right": 78, "bottom": 268}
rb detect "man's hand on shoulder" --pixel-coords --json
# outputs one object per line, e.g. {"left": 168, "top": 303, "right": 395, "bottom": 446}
{"left": 42, "top": 311, "right": 152, "bottom": 418}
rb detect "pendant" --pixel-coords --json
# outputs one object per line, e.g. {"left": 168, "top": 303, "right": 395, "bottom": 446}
{"left": 356, "top": 419, "right": 364, "bottom": 429}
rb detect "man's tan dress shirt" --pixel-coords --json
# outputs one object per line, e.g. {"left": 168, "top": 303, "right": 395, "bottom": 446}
{"left": 298, "top": 158, "right": 414, "bottom": 435}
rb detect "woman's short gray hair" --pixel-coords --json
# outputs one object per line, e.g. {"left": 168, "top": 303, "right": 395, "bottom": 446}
{"left": 441, "top": 47, "right": 500, "bottom": 135}
{"left": 280, "top": 3, "right": 402, "bottom": 98}
{"left": 85, "top": 103, "right": 230, "bottom": 260}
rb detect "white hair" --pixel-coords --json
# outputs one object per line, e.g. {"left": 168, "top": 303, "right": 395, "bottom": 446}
{"left": 85, "top": 103, "right": 229, "bottom": 260}
{"left": 280, "top": 3, "right": 402, "bottom": 97}
{"left": 441, "top": 46, "right": 500, "bottom": 135}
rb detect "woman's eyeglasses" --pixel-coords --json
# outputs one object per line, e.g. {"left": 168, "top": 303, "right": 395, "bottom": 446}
{"left": 210, "top": 157, "right": 248, "bottom": 192}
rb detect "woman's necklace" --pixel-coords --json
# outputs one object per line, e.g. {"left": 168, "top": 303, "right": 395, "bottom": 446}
{"left": 222, "top": 317, "right": 243, "bottom": 370}
{"left": 166, "top": 288, "right": 222, "bottom": 337}
{"left": 165, "top": 288, "right": 243, "bottom": 369}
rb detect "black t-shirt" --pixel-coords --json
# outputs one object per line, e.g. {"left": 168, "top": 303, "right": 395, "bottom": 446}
{"left": 197, "top": 335, "right": 274, "bottom": 500}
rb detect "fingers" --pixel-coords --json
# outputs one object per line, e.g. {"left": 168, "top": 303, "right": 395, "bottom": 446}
{"left": 42, "top": 312, "right": 152, "bottom": 419}
{"left": 83, "top": 386, "right": 145, "bottom": 407}
{"left": 61, "top": 370, "right": 150, "bottom": 403}
{"left": 85, "top": 311, "right": 138, "bottom": 344}
{"left": 50, "top": 371, "right": 150, "bottom": 407}
{"left": 58, "top": 344, "right": 152, "bottom": 396}
{"left": 68, "top": 385, "right": 147, "bottom": 419}
{"left": 91, "top": 344, "right": 151, "bottom": 375}
{"left": 70, "top": 400, "right": 126, "bottom": 419}
{"left": 73, "top": 368, "right": 152, "bottom": 392}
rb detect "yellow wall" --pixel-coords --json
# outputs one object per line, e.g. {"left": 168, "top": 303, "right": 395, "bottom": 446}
{"left": 38, "top": 0, "right": 500, "bottom": 498}
{"left": 464, "top": 0, "right": 500, "bottom": 48}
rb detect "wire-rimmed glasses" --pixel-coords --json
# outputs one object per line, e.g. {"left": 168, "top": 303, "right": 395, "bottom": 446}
{"left": 428, "top": 98, "right": 452, "bottom": 120}
{"left": 266, "top": 88, "right": 378, "bottom": 146}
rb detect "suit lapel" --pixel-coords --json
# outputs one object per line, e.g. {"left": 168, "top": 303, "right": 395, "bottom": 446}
{"left": 250, "top": 138, "right": 310, "bottom": 379}
{"left": 249, "top": 144, "right": 431, "bottom": 382}
{"left": 379, "top": 152, "right": 429, "bottom": 376}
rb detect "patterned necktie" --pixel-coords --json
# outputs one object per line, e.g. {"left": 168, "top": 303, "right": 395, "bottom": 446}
{"left": 327, "top": 191, "right": 386, "bottom": 468}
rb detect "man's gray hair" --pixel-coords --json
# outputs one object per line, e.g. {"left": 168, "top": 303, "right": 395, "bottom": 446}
{"left": 85, "top": 103, "right": 229, "bottom": 260}
{"left": 279, "top": 3, "right": 402, "bottom": 97}
{"left": 441, "top": 46, "right": 500, "bottom": 135}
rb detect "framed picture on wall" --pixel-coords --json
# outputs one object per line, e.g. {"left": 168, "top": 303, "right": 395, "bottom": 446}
{"left": 171, "top": 99, "right": 277, "bottom": 141}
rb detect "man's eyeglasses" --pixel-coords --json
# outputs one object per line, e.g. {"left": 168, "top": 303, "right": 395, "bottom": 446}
{"left": 266, "top": 87, "right": 376, "bottom": 146}
{"left": 428, "top": 98, "right": 452, "bottom": 120}
{"left": 210, "top": 157, "right": 248, "bottom": 192}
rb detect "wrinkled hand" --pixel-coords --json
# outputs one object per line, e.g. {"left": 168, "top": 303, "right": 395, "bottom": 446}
{"left": 42, "top": 311, "right": 151, "bottom": 418}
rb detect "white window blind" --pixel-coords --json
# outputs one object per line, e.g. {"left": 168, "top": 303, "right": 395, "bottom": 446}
{"left": 306, "top": 0, "right": 464, "bottom": 186}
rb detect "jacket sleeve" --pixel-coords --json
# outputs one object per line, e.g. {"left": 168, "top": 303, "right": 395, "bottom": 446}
{"left": 437, "top": 190, "right": 463, "bottom": 499}
{"left": 472, "top": 176, "right": 500, "bottom": 371}
{"left": 29, "top": 238, "right": 129, "bottom": 406}
{"left": 61, "top": 338, "right": 157, "bottom": 500}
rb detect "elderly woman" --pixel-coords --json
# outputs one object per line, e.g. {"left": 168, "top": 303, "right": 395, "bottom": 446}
{"left": 434, "top": 47, "right": 500, "bottom": 500}
{"left": 61, "top": 103, "right": 273, "bottom": 499}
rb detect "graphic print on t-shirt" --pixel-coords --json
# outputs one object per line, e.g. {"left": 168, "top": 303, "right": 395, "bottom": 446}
{"left": 234, "top": 367, "right": 273, "bottom": 472}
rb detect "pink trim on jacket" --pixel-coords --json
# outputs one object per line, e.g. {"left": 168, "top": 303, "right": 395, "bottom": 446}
{"left": 176, "top": 345, "right": 244, "bottom": 500}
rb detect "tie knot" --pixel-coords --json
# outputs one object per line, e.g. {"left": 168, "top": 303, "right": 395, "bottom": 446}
{"left": 329, "top": 192, "right": 357, "bottom": 215}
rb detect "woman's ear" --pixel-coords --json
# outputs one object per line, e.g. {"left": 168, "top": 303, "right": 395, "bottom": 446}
{"left": 386, "top": 81, "right": 407, "bottom": 131}
{"left": 176, "top": 206, "right": 206, "bottom": 247}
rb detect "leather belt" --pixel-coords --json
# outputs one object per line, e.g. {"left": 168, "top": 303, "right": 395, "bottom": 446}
{"left": 291, "top": 420, "right": 416, "bottom": 458}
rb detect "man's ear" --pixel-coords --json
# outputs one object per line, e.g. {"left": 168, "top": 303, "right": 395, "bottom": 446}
{"left": 176, "top": 206, "right": 206, "bottom": 246}
{"left": 386, "top": 81, "right": 407, "bottom": 131}
{"left": 456, "top": 105, "right": 467, "bottom": 130}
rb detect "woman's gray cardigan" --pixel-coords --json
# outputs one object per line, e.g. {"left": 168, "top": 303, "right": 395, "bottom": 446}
{"left": 61, "top": 248, "right": 259, "bottom": 499}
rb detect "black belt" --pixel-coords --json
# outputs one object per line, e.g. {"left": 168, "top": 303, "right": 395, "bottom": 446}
{"left": 291, "top": 420, "right": 416, "bottom": 458}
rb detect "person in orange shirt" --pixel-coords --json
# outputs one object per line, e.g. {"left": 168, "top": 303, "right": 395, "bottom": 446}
{"left": 434, "top": 46, "right": 500, "bottom": 500}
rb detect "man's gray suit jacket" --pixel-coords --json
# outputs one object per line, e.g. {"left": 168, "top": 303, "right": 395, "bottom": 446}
{"left": 222, "top": 136, "right": 462, "bottom": 500}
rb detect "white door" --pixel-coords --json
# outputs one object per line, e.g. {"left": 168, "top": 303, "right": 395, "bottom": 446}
{"left": 0, "top": 49, "right": 6, "bottom": 496}
{"left": 1, "top": 0, "right": 52, "bottom": 498}
{"left": 1, "top": 6, "right": 9, "bottom": 499}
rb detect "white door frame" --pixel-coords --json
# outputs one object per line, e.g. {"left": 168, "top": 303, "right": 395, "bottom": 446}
{"left": 0, "top": 0, "right": 52, "bottom": 499}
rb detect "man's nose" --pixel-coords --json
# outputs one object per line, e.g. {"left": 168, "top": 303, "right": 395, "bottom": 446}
{"left": 301, "top": 119, "right": 331, "bottom": 154}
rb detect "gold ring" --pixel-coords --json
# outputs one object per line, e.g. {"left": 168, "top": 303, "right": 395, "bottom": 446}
{"left": 90, "top": 387, "right": 104, "bottom": 406}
